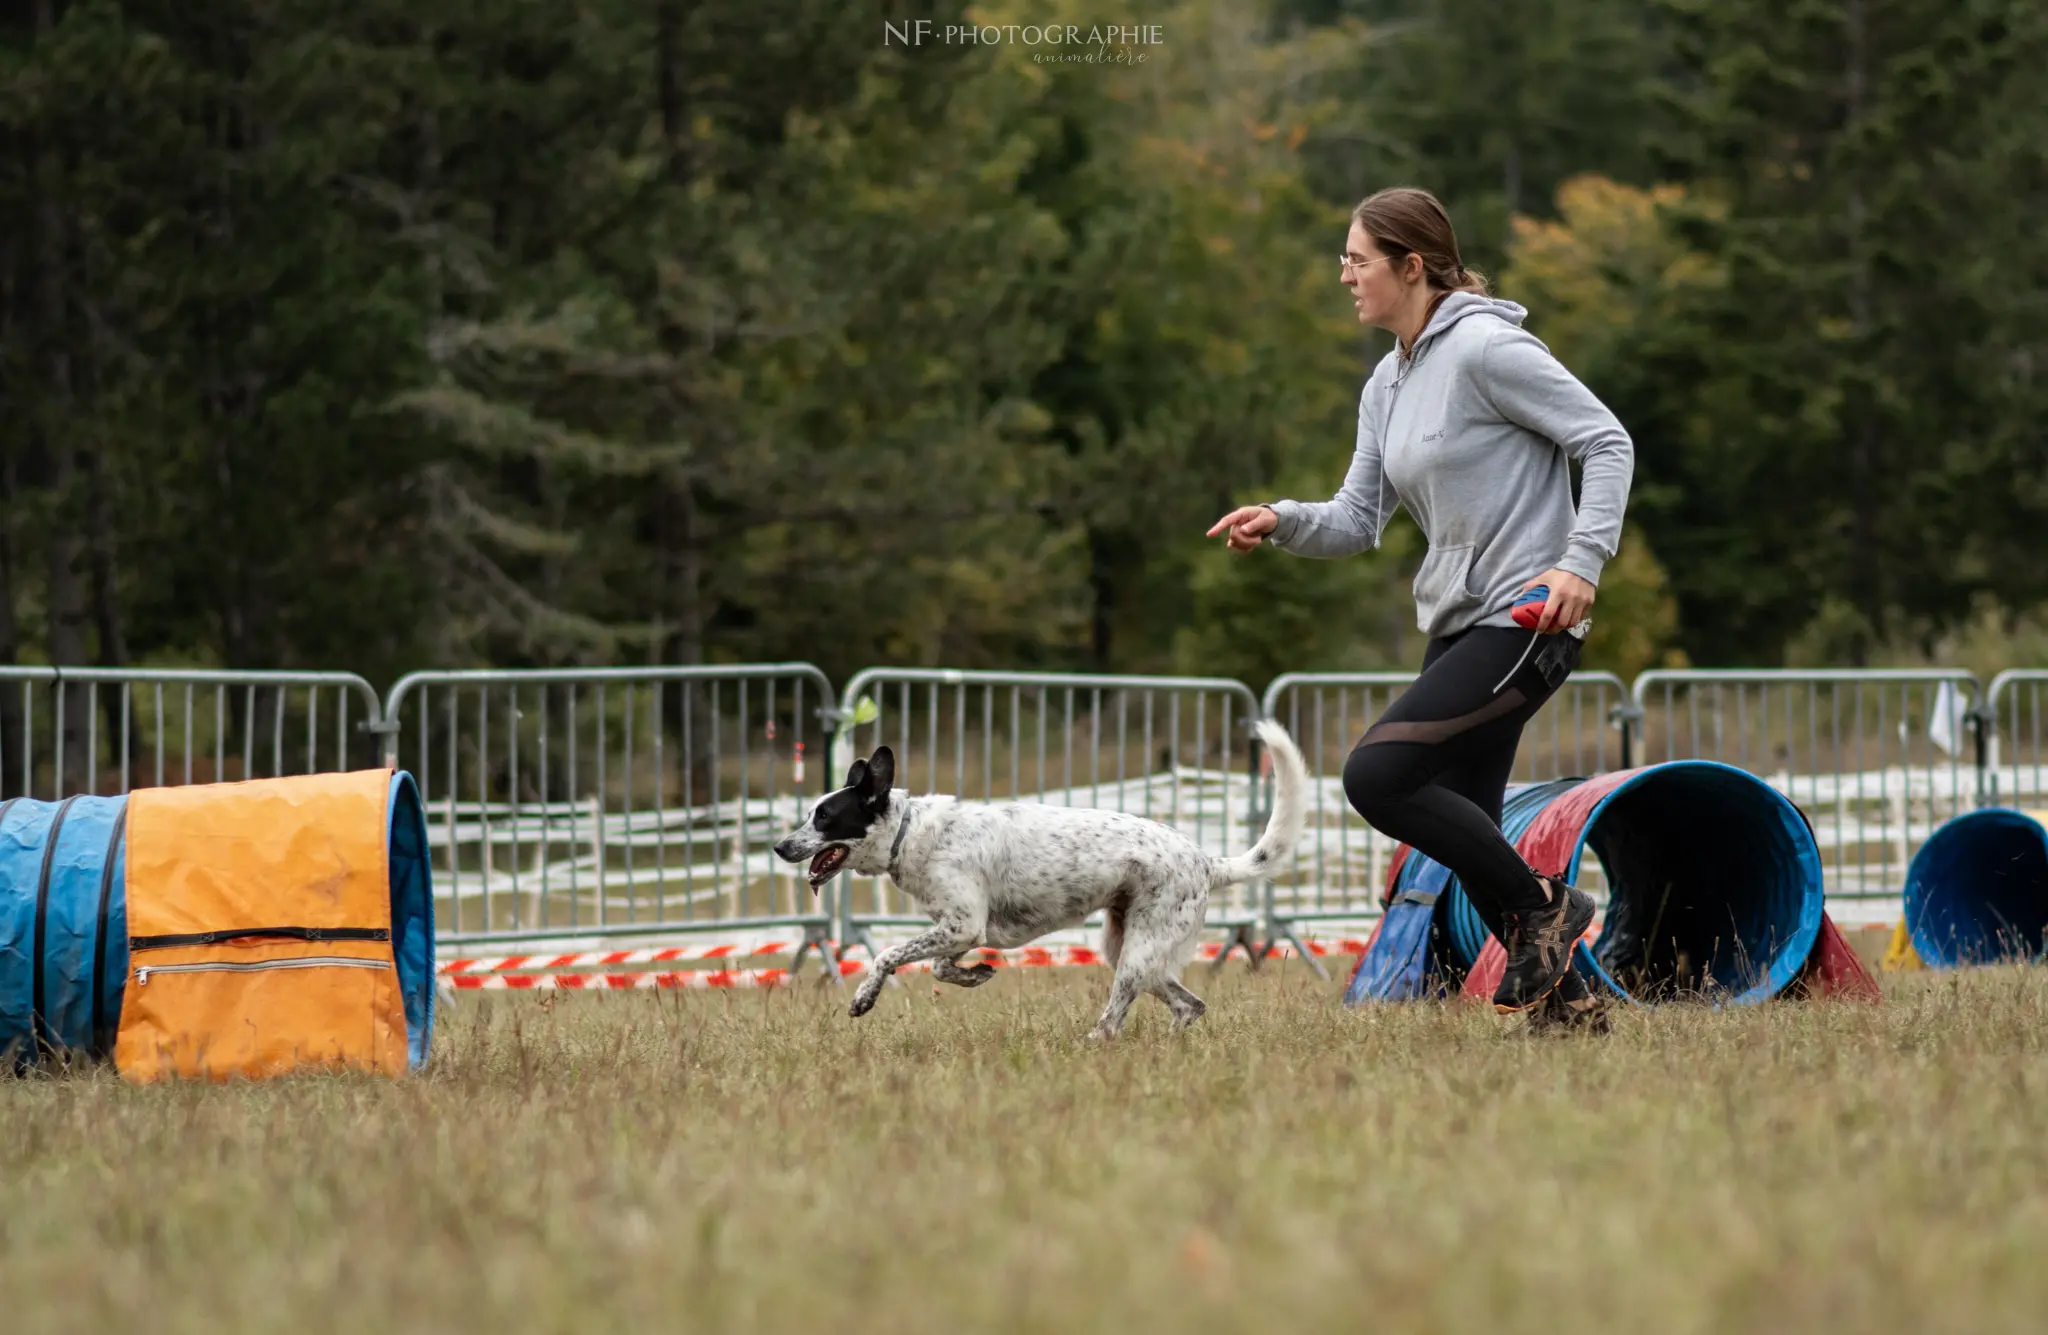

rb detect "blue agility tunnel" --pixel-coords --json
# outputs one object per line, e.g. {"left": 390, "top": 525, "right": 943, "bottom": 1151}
{"left": 1904, "top": 808, "right": 2048, "bottom": 968}
{"left": 0, "top": 795, "right": 130, "bottom": 1068}
{"left": 1352, "top": 761, "right": 1829, "bottom": 1006}
{"left": 1545, "top": 762, "right": 1827, "bottom": 1004}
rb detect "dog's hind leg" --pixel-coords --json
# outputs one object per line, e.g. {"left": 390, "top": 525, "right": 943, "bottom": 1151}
{"left": 1113, "top": 871, "right": 1211, "bottom": 1035}
{"left": 1088, "top": 969, "right": 1144, "bottom": 1041}
{"left": 1154, "top": 978, "right": 1207, "bottom": 1031}
{"left": 1091, "top": 910, "right": 1186, "bottom": 1041}
{"left": 1156, "top": 896, "right": 1209, "bottom": 1031}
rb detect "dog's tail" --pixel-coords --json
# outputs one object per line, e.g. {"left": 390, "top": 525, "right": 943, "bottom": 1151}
{"left": 1208, "top": 719, "right": 1308, "bottom": 891}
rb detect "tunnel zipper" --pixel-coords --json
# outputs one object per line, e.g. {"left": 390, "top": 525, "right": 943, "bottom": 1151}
{"left": 128, "top": 926, "right": 392, "bottom": 987}
{"left": 129, "top": 926, "right": 389, "bottom": 950}
{"left": 136, "top": 957, "right": 390, "bottom": 986}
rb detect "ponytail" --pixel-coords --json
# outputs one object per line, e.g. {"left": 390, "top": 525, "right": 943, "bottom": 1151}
{"left": 1353, "top": 188, "right": 1488, "bottom": 296}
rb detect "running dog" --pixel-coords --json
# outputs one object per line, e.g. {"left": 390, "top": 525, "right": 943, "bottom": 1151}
{"left": 772, "top": 720, "right": 1308, "bottom": 1038}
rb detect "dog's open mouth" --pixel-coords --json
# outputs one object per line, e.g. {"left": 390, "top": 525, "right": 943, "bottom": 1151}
{"left": 807, "top": 846, "right": 848, "bottom": 889}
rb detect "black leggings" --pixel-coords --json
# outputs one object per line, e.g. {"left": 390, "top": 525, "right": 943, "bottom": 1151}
{"left": 1342, "top": 625, "right": 1581, "bottom": 924}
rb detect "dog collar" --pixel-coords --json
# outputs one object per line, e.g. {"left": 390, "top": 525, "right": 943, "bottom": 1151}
{"left": 886, "top": 806, "right": 915, "bottom": 880}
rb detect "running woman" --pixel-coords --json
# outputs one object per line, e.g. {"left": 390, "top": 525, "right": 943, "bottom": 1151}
{"left": 1209, "top": 187, "right": 1634, "bottom": 1029}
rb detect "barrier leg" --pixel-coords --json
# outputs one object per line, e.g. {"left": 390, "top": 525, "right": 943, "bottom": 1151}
{"left": 1210, "top": 921, "right": 1262, "bottom": 975}
{"left": 1264, "top": 917, "right": 1330, "bottom": 981}
{"left": 788, "top": 922, "right": 844, "bottom": 986}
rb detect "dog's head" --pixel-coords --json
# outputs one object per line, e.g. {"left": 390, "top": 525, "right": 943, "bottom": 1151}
{"left": 773, "top": 745, "right": 896, "bottom": 892}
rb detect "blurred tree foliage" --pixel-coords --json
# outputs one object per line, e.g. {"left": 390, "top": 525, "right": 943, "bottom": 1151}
{"left": 2, "top": 0, "right": 2043, "bottom": 705}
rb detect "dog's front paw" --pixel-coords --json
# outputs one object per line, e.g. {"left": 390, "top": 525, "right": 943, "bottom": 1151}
{"left": 848, "top": 984, "right": 882, "bottom": 1018}
{"left": 959, "top": 963, "right": 996, "bottom": 987}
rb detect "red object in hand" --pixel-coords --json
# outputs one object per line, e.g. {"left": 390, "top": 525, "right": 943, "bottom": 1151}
{"left": 1511, "top": 585, "right": 1550, "bottom": 630}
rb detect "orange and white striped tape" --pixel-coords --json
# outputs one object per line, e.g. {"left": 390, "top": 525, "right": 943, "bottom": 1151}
{"left": 439, "top": 941, "right": 805, "bottom": 975}
{"left": 439, "top": 936, "right": 1375, "bottom": 990}
{"left": 439, "top": 936, "right": 1374, "bottom": 976}
{"left": 445, "top": 965, "right": 823, "bottom": 991}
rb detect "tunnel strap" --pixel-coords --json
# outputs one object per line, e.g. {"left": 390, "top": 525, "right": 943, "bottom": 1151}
{"left": 129, "top": 925, "right": 391, "bottom": 951}
{"left": 89, "top": 805, "right": 128, "bottom": 1059}
{"left": 31, "top": 796, "right": 81, "bottom": 1056}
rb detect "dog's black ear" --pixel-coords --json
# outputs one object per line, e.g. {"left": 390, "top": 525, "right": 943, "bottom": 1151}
{"left": 843, "top": 757, "right": 869, "bottom": 793}
{"left": 863, "top": 746, "right": 895, "bottom": 806}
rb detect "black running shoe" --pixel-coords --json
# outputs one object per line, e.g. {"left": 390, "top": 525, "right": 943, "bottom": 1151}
{"left": 1493, "top": 875, "right": 1596, "bottom": 1014}
{"left": 1527, "top": 966, "right": 1610, "bottom": 1036}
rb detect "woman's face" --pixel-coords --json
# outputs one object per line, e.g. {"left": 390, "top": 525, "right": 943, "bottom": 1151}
{"left": 1341, "top": 222, "right": 1413, "bottom": 329}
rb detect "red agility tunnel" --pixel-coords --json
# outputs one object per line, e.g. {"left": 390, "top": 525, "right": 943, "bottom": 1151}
{"left": 1439, "top": 761, "right": 1877, "bottom": 1005}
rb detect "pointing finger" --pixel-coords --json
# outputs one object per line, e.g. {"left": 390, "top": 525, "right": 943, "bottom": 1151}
{"left": 1208, "top": 509, "right": 1249, "bottom": 538}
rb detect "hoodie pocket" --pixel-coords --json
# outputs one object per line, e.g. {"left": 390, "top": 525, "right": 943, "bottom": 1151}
{"left": 1411, "top": 543, "right": 1483, "bottom": 619}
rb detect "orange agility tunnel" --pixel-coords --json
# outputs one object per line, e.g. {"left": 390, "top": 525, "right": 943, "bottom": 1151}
{"left": 1, "top": 769, "right": 434, "bottom": 1078}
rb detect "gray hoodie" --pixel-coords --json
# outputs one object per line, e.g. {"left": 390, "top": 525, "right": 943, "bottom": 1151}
{"left": 1266, "top": 292, "right": 1634, "bottom": 640}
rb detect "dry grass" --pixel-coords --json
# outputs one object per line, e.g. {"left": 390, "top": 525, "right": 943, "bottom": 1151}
{"left": 8, "top": 965, "right": 2048, "bottom": 1334}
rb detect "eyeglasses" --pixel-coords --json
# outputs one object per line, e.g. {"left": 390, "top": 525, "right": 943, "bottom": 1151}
{"left": 1339, "top": 253, "right": 1394, "bottom": 274}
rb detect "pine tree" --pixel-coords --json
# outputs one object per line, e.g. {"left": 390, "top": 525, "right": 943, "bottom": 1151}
{"left": 1651, "top": 0, "right": 2048, "bottom": 659}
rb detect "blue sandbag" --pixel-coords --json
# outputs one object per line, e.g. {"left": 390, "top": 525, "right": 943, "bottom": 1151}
{"left": 1346, "top": 860, "right": 1450, "bottom": 1004}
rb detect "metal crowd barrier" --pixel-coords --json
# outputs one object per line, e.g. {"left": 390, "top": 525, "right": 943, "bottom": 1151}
{"left": 1257, "top": 670, "right": 1631, "bottom": 969}
{"left": 829, "top": 668, "right": 1271, "bottom": 967}
{"left": 1985, "top": 670, "right": 2048, "bottom": 813}
{"left": 377, "top": 664, "right": 841, "bottom": 970}
{"left": 10, "top": 658, "right": 2044, "bottom": 975}
{"left": 1627, "top": 669, "right": 1985, "bottom": 898}
{"left": 0, "top": 667, "right": 382, "bottom": 800}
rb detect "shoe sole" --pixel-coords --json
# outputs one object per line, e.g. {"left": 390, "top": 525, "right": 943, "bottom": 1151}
{"left": 1493, "top": 890, "right": 1597, "bottom": 1015}
{"left": 1529, "top": 997, "right": 1611, "bottom": 1035}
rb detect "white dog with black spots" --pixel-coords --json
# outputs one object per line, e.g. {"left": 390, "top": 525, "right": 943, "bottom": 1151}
{"left": 773, "top": 720, "right": 1308, "bottom": 1038}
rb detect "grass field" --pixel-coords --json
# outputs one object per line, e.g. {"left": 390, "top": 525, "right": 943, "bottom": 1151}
{"left": 9, "top": 964, "right": 2048, "bottom": 1334}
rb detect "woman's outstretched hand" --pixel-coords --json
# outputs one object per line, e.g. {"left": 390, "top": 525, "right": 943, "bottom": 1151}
{"left": 1522, "top": 568, "right": 1595, "bottom": 633}
{"left": 1207, "top": 505, "right": 1279, "bottom": 553}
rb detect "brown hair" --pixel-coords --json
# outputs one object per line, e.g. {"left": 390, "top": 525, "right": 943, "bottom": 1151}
{"left": 1351, "top": 187, "right": 1489, "bottom": 296}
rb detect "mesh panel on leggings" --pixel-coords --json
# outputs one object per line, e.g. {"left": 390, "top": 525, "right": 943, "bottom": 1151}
{"left": 1355, "top": 687, "right": 1530, "bottom": 748}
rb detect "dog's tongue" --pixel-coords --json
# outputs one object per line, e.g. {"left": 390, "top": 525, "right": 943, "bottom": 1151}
{"left": 807, "top": 847, "right": 847, "bottom": 890}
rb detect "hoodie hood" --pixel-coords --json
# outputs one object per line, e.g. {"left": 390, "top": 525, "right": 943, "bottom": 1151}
{"left": 1410, "top": 292, "right": 1528, "bottom": 355}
